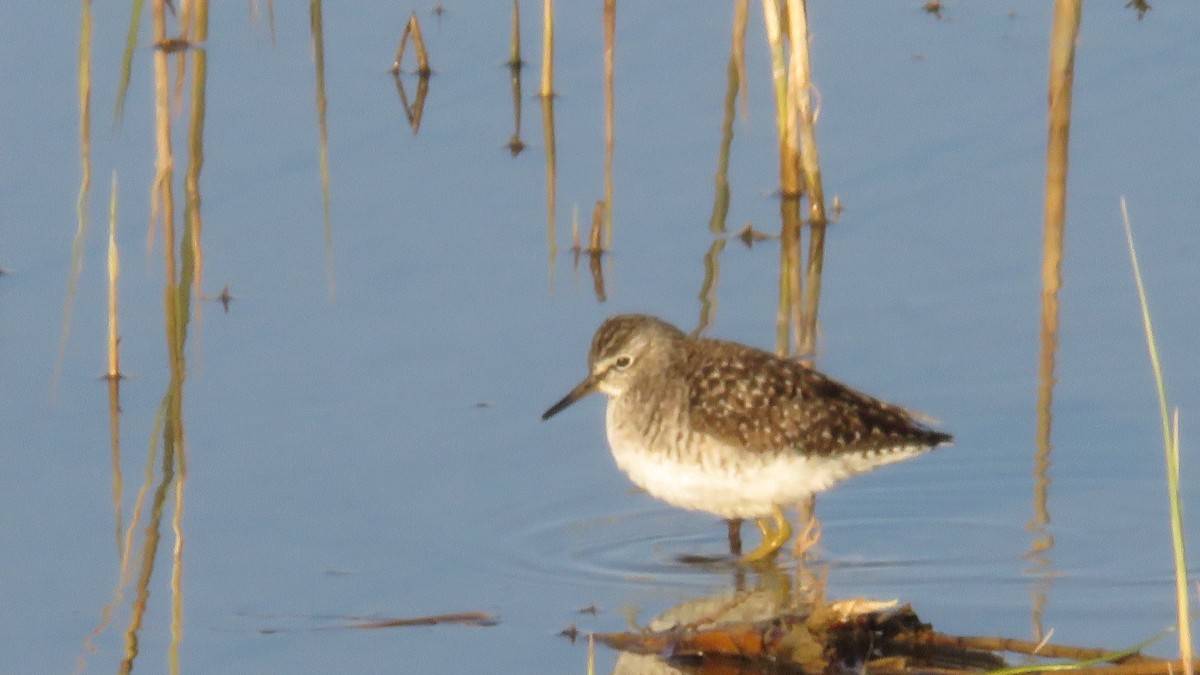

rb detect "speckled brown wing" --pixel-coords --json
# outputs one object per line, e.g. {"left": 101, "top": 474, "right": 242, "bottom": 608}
{"left": 679, "top": 338, "right": 952, "bottom": 457}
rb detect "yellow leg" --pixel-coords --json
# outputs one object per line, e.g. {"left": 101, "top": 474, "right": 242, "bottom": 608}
{"left": 739, "top": 505, "right": 792, "bottom": 563}
{"left": 770, "top": 505, "right": 792, "bottom": 551}
{"left": 792, "top": 496, "right": 822, "bottom": 560}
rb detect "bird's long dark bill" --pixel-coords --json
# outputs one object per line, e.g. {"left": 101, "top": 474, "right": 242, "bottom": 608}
{"left": 541, "top": 376, "right": 598, "bottom": 421}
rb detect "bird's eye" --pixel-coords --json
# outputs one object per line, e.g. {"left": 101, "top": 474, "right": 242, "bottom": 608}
{"left": 614, "top": 355, "right": 632, "bottom": 369}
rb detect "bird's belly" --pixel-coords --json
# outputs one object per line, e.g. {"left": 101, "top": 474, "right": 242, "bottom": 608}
{"left": 606, "top": 428, "right": 852, "bottom": 520}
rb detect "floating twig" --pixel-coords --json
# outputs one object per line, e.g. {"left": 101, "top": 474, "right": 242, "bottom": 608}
{"left": 347, "top": 611, "right": 497, "bottom": 629}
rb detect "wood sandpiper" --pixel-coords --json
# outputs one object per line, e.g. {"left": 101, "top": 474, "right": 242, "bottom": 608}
{"left": 541, "top": 314, "right": 952, "bottom": 563}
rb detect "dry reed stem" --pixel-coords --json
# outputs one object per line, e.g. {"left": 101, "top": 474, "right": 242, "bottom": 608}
{"left": 588, "top": 201, "right": 606, "bottom": 253}
{"left": 784, "top": 0, "right": 828, "bottom": 356}
{"left": 786, "top": 2, "right": 806, "bottom": 352}
{"left": 393, "top": 12, "right": 432, "bottom": 76}
{"left": 587, "top": 632, "right": 596, "bottom": 675}
{"left": 762, "top": 0, "right": 788, "bottom": 354}
{"left": 390, "top": 16, "right": 409, "bottom": 73}
{"left": 539, "top": 0, "right": 555, "bottom": 97}
{"left": 761, "top": 0, "right": 800, "bottom": 197}
{"left": 508, "top": 0, "right": 523, "bottom": 68}
{"left": 762, "top": 0, "right": 804, "bottom": 357}
{"left": 107, "top": 174, "right": 121, "bottom": 379}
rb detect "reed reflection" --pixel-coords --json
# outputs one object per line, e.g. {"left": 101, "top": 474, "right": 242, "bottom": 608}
{"left": 310, "top": 0, "right": 335, "bottom": 299}
{"left": 540, "top": 94, "right": 559, "bottom": 289}
{"left": 392, "top": 72, "right": 430, "bottom": 134}
{"left": 506, "top": 1, "right": 527, "bottom": 157}
{"left": 78, "top": 2, "right": 211, "bottom": 672}
{"left": 1026, "top": 0, "right": 1082, "bottom": 645}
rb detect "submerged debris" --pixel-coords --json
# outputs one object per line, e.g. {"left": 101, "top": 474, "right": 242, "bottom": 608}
{"left": 346, "top": 611, "right": 497, "bottom": 629}
{"left": 591, "top": 601, "right": 1194, "bottom": 674}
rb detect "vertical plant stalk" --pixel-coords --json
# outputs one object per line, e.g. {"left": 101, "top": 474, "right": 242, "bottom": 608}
{"left": 393, "top": 13, "right": 432, "bottom": 76}
{"left": 602, "top": 0, "right": 616, "bottom": 248}
{"left": 761, "top": 0, "right": 802, "bottom": 356}
{"left": 539, "top": 0, "right": 555, "bottom": 98}
{"left": 588, "top": 201, "right": 605, "bottom": 253}
{"left": 710, "top": 0, "right": 747, "bottom": 234}
{"left": 760, "top": 0, "right": 799, "bottom": 197}
{"left": 310, "top": 0, "right": 335, "bottom": 300}
{"left": 785, "top": 0, "right": 828, "bottom": 357}
{"left": 106, "top": 173, "right": 125, "bottom": 572}
{"left": 410, "top": 15, "right": 432, "bottom": 76}
{"left": 55, "top": 0, "right": 95, "bottom": 397}
{"left": 107, "top": 174, "right": 122, "bottom": 380}
{"left": 507, "top": 1, "right": 526, "bottom": 155}
{"left": 508, "top": 0, "right": 523, "bottom": 67}
{"left": 1122, "top": 199, "right": 1193, "bottom": 675}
